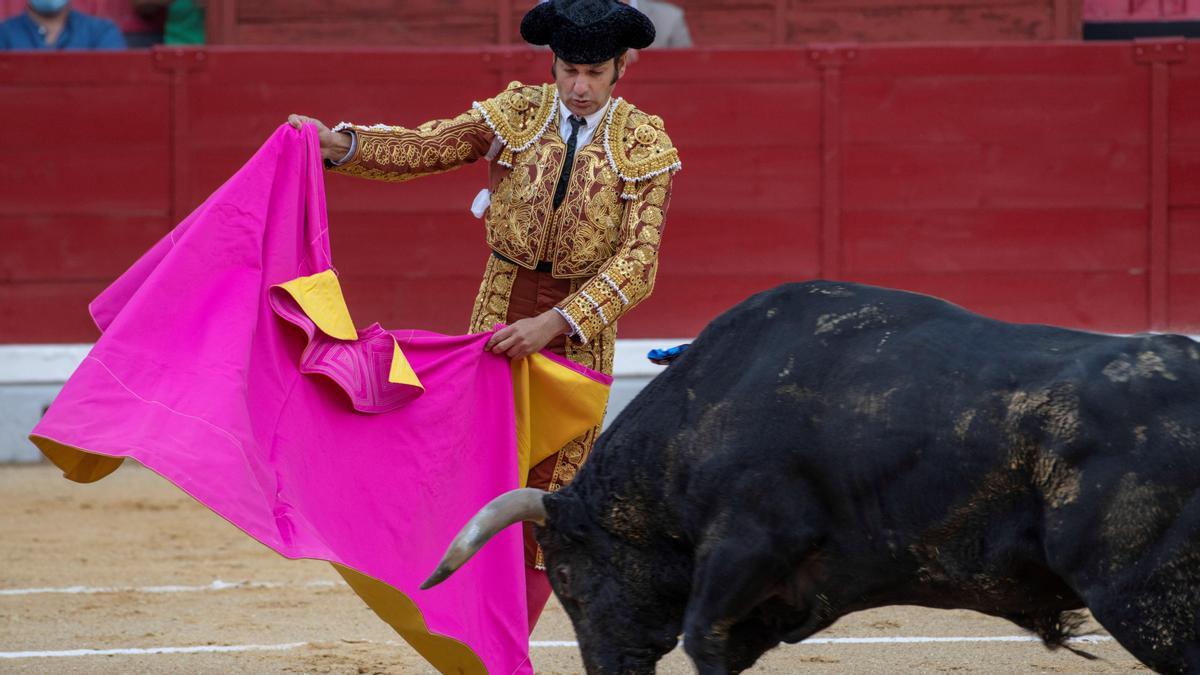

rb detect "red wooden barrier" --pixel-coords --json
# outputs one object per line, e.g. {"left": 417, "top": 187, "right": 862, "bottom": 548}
{"left": 0, "top": 0, "right": 1085, "bottom": 45}
{"left": 201, "top": 0, "right": 1083, "bottom": 46}
{"left": 1085, "top": 0, "right": 1200, "bottom": 21}
{"left": 1, "top": 42, "right": 1196, "bottom": 344}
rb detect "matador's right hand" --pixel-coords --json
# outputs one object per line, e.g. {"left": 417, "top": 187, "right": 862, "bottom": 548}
{"left": 287, "top": 114, "right": 352, "bottom": 162}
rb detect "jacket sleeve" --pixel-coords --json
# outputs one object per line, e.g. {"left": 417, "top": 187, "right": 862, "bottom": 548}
{"left": 556, "top": 169, "right": 674, "bottom": 344}
{"left": 327, "top": 108, "right": 495, "bottom": 182}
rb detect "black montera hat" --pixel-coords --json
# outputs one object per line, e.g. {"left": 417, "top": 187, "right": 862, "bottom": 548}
{"left": 521, "top": 0, "right": 656, "bottom": 65}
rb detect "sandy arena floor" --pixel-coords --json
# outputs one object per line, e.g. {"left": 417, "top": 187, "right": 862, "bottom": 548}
{"left": 0, "top": 462, "right": 1148, "bottom": 674}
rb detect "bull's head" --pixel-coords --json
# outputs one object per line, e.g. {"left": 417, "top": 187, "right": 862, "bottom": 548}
{"left": 422, "top": 488, "right": 685, "bottom": 674}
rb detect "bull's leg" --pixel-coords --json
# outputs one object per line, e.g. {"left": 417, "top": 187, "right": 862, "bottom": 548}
{"left": 1054, "top": 518, "right": 1200, "bottom": 674}
{"left": 724, "top": 607, "right": 832, "bottom": 674}
{"left": 1082, "top": 580, "right": 1200, "bottom": 674}
{"left": 721, "top": 616, "right": 786, "bottom": 674}
{"left": 682, "top": 528, "right": 806, "bottom": 675}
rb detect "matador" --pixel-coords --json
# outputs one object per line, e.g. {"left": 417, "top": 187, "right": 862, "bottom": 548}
{"left": 288, "top": 0, "right": 681, "bottom": 628}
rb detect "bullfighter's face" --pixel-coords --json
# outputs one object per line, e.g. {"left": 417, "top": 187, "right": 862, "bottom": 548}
{"left": 552, "top": 54, "right": 628, "bottom": 118}
{"left": 538, "top": 492, "right": 685, "bottom": 674}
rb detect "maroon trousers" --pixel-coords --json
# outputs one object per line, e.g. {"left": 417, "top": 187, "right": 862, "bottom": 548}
{"left": 504, "top": 264, "right": 571, "bottom": 629}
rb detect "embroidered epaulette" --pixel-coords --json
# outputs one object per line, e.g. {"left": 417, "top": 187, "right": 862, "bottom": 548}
{"left": 473, "top": 81, "right": 558, "bottom": 168}
{"left": 603, "top": 99, "right": 682, "bottom": 200}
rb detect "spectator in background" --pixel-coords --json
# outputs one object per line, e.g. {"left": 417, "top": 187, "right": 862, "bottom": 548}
{"left": 633, "top": 0, "right": 691, "bottom": 48}
{"left": 0, "top": 0, "right": 126, "bottom": 48}
{"left": 131, "top": 0, "right": 202, "bottom": 44}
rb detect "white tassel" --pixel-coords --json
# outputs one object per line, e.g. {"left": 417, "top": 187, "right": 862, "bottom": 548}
{"left": 601, "top": 274, "right": 629, "bottom": 305}
{"left": 470, "top": 189, "right": 491, "bottom": 219}
{"left": 581, "top": 291, "right": 608, "bottom": 326}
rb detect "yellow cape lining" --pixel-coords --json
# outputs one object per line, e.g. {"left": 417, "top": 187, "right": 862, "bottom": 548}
{"left": 276, "top": 270, "right": 423, "bottom": 391}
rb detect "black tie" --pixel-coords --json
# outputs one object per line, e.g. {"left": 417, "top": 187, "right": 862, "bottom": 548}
{"left": 553, "top": 116, "right": 586, "bottom": 210}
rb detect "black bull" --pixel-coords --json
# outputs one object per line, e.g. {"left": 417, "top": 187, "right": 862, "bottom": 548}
{"left": 425, "top": 281, "right": 1200, "bottom": 674}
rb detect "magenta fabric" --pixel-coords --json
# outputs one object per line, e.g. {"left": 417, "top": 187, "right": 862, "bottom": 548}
{"left": 29, "top": 125, "right": 592, "bottom": 674}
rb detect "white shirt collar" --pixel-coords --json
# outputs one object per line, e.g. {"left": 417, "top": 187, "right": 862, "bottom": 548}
{"left": 558, "top": 97, "right": 611, "bottom": 136}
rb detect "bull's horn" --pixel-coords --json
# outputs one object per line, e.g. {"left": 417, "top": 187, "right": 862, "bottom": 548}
{"left": 420, "top": 488, "right": 548, "bottom": 590}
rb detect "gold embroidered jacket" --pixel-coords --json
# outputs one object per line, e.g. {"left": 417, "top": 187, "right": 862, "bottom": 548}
{"left": 330, "top": 81, "right": 681, "bottom": 345}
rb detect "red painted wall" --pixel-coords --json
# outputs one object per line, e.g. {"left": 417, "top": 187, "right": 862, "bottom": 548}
{"left": 201, "top": 0, "right": 1084, "bottom": 46}
{"left": 1085, "top": 0, "right": 1200, "bottom": 21}
{"left": 1, "top": 42, "right": 1197, "bottom": 344}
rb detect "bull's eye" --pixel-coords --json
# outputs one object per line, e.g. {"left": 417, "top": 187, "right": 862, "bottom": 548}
{"left": 553, "top": 565, "right": 572, "bottom": 596}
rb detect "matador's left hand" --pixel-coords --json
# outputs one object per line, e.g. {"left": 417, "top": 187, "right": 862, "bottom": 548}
{"left": 485, "top": 311, "right": 571, "bottom": 359}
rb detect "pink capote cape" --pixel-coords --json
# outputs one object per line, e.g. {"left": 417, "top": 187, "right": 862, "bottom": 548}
{"left": 29, "top": 125, "right": 611, "bottom": 675}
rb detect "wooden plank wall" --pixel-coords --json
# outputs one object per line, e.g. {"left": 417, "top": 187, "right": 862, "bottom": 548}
{"left": 1167, "top": 40, "right": 1200, "bottom": 327}
{"left": 0, "top": 41, "right": 1194, "bottom": 343}
{"left": 204, "top": 0, "right": 1083, "bottom": 46}
{"left": 1085, "top": 0, "right": 1200, "bottom": 21}
{"left": 0, "top": 53, "right": 173, "bottom": 343}
{"left": 836, "top": 44, "right": 1152, "bottom": 329}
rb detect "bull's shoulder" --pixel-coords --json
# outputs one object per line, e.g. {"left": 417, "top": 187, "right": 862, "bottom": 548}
{"left": 1084, "top": 333, "right": 1200, "bottom": 389}
{"left": 716, "top": 281, "right": 967, "bottom": 335}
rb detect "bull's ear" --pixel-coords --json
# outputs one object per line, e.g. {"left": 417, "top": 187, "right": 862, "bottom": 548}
{"left": 543, "top": 492, "right": 590, "bottom": 542}
{"left": 553, "top": 564, "right": 572, "bottom": 597}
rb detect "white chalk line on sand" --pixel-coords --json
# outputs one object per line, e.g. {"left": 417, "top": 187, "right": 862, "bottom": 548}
{"left": 0, "top": 579, "right": 345, "bottom": 596}
{"left": 0, "top": 643, "right": 307, "bottom": 659}
{"left": 0, "top": 636, "right": 1115, "bottom": 659}
{"left": 530, "top": 636, "right": 1115, "bottom": 648}
{"left": 795, "top": 635, "right": 1113, "bottom": 645}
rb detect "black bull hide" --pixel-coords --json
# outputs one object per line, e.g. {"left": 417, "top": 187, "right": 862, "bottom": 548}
{"left": 511, "top": 282, "right": 1200, "bottom": 673}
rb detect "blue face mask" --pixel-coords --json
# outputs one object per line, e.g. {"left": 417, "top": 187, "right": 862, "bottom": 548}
{"left": 29, "top": 0, "right": 70, "bottom": 14}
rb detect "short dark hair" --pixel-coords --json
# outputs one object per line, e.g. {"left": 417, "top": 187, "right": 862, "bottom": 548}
{"left": 551, "top": 52, "right": 626, "bottom": 84}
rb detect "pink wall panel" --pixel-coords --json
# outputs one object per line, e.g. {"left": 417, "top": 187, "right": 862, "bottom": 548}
{"left": 1170, "top": 209, "right": 1200, "bottom": 272}
{"left": 1171, "top": 59, "right": 1200, "bottom": 143}
{"left": 842, "top": 142, "right": 1148, "bottom": 210}
{"left": 853, "top": 271, "right": 1149, "bottom": 331}
{"left": 841, "top": 208, "right": 1149, "bottom": 273}
{"left": 0, "top": 215, "right": 169, "bottom": 282}
{"left": 621, "top": 273, "right": 809, "bottom": 337}
{"left": 1, "top": 284, "right": 107, "bottom": 344}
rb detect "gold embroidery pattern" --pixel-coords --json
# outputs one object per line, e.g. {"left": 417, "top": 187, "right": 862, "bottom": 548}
{"left": 467, "top": 255, "right": 517, "bottom": 334}
{"left": 331, "top": 108, "right": 493, "bottom": 182}
{"left": 481, "top": 98, "right": 678, "bottom": 281}
{"left": 646, "top": 185, "right": 668, "bottom": 207}
{"left": 552, "top": 146, "right": 624, "bottom": 277}
{"left": 473, "top": 82, "right": 557, "bottom": 166}
{"left": 487, "top": 142, "right": 561, "bottom": 264}
{"left": 605, "top": 100, "right": 681, "bottom": 184}
{"left": 546, "top": 316, "right": 616, "bottom": 498}
{"left": 557, "top": 170, "right": 673, "bottom": 344}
